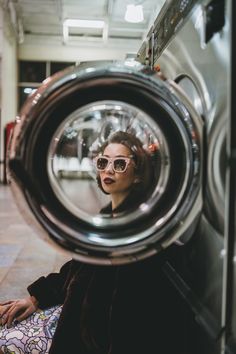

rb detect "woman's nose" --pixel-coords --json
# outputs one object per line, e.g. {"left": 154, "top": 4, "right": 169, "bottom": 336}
{"left": 105, "top": 161, "right": 115, "bottom": 173}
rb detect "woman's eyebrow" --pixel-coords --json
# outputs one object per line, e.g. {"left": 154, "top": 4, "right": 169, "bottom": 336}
{"left": 103, "top": 154, "right": 129, "bottom": 158}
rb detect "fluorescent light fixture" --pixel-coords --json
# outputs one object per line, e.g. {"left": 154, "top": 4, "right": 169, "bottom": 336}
{"left": 63, "top": 19, "right": 105, "bottom": 29}
{"left": 63, "top": 18, "right": 107, "bottom": 43}
{"left": 125, "top": 4, "right": 144, "bottom": 23}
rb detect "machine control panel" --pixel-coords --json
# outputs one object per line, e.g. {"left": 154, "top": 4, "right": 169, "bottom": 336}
{"left": 137, "top": 0, "right": 200, "bottom": 65}
{"left": 153, "top": 0, "right": 199, "bottom": 63}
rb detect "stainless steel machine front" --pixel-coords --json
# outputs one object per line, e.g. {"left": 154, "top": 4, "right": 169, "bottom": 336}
{"left": 137, "top": 0, "right": 235, "bottom": 353}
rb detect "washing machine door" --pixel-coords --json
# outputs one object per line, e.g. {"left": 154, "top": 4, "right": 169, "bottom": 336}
{"left": 8, "top": 61, "right": 203, "bottom": 265}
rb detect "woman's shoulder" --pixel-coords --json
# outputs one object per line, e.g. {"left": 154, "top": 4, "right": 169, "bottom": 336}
{"left": 99, "top": 202, "right": 112, "bottom": 215}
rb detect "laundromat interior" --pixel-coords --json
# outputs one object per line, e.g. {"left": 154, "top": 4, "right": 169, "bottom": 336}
{"left": 0, "top": 0, "right": 235, "bottom": 353}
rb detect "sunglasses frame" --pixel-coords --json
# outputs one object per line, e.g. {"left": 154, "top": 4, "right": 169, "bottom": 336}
{"left": 94, "top": 155, "right": 134, "bottom": 173}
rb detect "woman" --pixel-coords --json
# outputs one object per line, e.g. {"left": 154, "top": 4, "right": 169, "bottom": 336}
{"left": 95, "top": 130, "right": 153, "bottom": 214}
{"left": 0, "top": 131, "right": 186, "bottom": 354}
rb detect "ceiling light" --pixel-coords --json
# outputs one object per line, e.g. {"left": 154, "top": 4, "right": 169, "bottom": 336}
{"left": 125, "top": 4, "right": 144, "bottom": 23}
{"left": 63, "top": 19, "right": 106, "bottom": 43}
{"left": 63, "top": 19, "right": 105, "bottom": 29}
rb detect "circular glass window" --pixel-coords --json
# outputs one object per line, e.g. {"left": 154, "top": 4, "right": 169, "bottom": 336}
{"left": 8, "top": 61, "right": 203, "bottom": 264}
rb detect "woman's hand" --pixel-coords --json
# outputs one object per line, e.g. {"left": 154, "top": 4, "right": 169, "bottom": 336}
{"left": 0, "top": 296, "right": 38, "bottom": 327}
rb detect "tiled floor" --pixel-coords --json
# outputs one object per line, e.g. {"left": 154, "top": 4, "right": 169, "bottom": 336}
{"left": 0, "top": 184, "right": 70, "bottom": 301}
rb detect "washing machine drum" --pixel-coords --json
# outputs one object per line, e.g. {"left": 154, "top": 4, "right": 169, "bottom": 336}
{"left": 8, "top": 61, "right": 203, "bottom": 265}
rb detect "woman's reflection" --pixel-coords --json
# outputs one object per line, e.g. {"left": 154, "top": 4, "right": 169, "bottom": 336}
{"left": 94, "top": 131, "right": 154, "bottom": 215}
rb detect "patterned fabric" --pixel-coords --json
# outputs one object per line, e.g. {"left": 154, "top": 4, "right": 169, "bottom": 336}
{"left": 0, "top": 305, "right": 62, "bottom": 354}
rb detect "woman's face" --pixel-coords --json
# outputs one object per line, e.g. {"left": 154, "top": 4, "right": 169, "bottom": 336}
{"left": 99, "top": 143, "right": 137, "bottom": 198}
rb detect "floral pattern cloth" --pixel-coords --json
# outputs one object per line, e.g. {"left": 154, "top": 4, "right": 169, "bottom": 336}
{"left": 0, "top": 305, "right": 62, "bottom": 354}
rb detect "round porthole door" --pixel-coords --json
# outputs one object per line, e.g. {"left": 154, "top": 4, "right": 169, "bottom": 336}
{"left": 8, "top": 61, "right": 203, "bottom": 265}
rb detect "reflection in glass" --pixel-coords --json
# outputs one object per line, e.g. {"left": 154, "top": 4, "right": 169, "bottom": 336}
{"left": 18, "top": 86, "right": 38, "bottom": 109}
{"left": 47, "top": 101, "right": 170, "bottom": 222}
{"left": 50, "top": 62, "right": 75, "bottom": 75}
{"left": 19, "top": 61, "right": 46, "bottom": 83}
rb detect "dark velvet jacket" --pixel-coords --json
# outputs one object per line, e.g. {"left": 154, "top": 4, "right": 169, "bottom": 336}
{"left": 27, "top": 193, "right": 187, "bottom": 354}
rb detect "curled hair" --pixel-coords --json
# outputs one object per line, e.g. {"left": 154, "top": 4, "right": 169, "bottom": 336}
{"left": 96, "top": 131, "right": 153, "bottom": 198}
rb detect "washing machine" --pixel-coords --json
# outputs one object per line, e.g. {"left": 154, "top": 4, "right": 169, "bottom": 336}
{"left": 137, "top": 0, "right": 235, "bottom": 353}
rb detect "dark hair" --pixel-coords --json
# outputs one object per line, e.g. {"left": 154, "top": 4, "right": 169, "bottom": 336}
{"left": 96, "top": 131, "right": 153, "bottom": 198}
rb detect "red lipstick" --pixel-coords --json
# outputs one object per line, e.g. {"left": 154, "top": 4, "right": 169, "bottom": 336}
{"left": 103, "top": 177, "right": 115, "bottom": 184}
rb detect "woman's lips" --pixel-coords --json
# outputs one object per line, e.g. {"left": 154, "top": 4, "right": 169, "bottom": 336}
{"left": 103, "top": 177, "right": 115, "bottom": 184}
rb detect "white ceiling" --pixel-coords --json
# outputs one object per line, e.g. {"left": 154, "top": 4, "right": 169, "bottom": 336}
{"left": 2, "top": 0, "right": 166, "bottom": 47}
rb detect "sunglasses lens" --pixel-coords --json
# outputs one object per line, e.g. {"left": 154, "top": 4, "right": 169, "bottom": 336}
{"left": 114, "top": 159, "right": 127, "bottom": 172}
{"left": 96, "top": 157, "right": 108, "bottom": 170}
